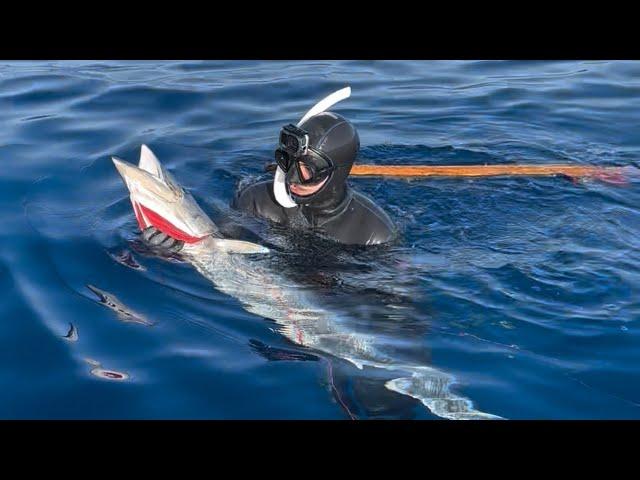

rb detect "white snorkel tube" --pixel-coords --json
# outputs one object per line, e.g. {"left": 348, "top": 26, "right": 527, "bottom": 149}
{"left": 273, "top": 86, "right": 352, "bottom": 208}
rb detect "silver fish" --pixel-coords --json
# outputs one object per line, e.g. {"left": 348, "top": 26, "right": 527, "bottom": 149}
{"left": 112, "top": 145, "right": 502, "bottom": 420}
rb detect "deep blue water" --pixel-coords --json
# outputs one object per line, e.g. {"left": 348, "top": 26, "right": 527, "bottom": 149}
{"left": 2, "top": 60, "right": 640, "bottom": 419}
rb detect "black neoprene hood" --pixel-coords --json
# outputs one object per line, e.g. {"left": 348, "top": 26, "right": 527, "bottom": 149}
{"left": 285, "top": 111, "right": 360, "bottom": 208}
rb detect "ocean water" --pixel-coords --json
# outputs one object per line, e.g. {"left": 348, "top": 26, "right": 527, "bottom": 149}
{"left": 1, "top": 60, "right": 639, "bottom": 419}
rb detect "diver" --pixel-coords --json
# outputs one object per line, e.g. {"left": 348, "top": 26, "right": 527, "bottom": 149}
{"left": 141, "top": 88, "right": 396, "bottom": 252}
{"left": 232, "top": 111, "right": 396, "bottom": 245}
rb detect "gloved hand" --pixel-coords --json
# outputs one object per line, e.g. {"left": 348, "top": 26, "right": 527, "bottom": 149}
{"left": 140, "top": 226, "right": 184, "bottom": 254}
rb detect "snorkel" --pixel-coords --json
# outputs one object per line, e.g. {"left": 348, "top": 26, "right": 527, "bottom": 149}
{"left": 273, "top": 86, "right": 352, "bottom": 208}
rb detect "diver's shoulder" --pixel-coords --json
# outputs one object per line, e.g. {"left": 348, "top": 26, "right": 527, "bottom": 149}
{"left": 233, "top": 180, "right": 289, "bottom": 224}
{"left": 347, "top": 190, "right": 397, "bottom": 245}
{"left": 236, "top": 179, "right": 273, "bottom": 197}
{"left": 351, "top": 191, "right": 396, "bottom": 227}
{"left": 233, "top": 180, "right": 272, "bottom": 208}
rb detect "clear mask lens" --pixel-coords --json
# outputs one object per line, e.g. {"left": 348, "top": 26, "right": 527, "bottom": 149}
{"left": 275, "top": 149, "right": 292, "bottom": 172}
{"left": 292, "top": 153, "right": 333, "bottom": 185}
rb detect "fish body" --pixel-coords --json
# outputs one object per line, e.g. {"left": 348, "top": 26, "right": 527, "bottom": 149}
{"left": 112, "top": 145, "right": 501, "bottom": 420}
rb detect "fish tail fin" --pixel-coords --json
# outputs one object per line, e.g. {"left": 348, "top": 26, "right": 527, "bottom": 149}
{"left": 138, "top": 144, "right": 164, "bottom": 179}
{"left": 385, "top": 367, "right": 503, "bottom": 420}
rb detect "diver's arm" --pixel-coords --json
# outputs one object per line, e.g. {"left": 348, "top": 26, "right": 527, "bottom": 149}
{"left": 140, "top": 226, "right": 184, "bottom": 253}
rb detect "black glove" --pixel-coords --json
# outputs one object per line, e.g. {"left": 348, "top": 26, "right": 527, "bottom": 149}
{"left": 141, "top": 227, "right": 184, "bottom": 254}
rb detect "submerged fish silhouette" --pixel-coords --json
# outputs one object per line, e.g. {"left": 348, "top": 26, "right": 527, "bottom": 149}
{"left": 86, "top": 284, "right": 154, "bottom": 326}
{"left": 112, "top": 145, "right": 502, "bottom": 420}
{"left": 62, "top": 322, "right": 78, "bottom": 342}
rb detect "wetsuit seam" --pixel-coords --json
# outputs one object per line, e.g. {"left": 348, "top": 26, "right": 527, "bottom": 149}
{"left": 317, "top": 120, "right": 347, "bottom": 151}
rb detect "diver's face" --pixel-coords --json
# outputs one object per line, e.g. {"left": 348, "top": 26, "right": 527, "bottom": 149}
{"left": 288, "top": 162, "right": 329, "bottom": 196}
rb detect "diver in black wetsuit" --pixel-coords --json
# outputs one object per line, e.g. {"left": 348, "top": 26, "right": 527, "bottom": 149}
{"left": 233, "top": 111, "right": 396, "bottom": 246}
{"left": 141, "top": 110, "right": 396, "bottom": 252}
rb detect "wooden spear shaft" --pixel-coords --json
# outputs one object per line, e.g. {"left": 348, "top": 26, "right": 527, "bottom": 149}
{"left": 264, "top": 163, "right": 631, "bottom": 183}
{"left": 349, "top": 164, "right": 626, "bottom": 180}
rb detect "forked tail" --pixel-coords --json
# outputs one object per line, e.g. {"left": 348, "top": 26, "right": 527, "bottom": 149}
{"left": 385, "top": 366, "right": 503, "bottom": 420}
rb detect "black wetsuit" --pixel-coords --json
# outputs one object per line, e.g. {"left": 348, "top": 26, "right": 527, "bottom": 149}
{"left": 233, "top": 111, "right": 396, "bottom": 246}
{"left": 232, "top": 180, "right": 396, "bottom": 246}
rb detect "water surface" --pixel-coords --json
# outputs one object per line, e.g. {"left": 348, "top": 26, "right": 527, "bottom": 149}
{"left": 2, "top": 60, "right": 639, "bottom": 419}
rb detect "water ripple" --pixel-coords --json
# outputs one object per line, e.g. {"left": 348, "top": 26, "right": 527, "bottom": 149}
{"left": 1, "top": 60, "right": 639, "bottom": 418}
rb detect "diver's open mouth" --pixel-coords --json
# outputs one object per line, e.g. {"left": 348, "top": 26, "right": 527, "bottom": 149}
{"left": 288, "top": 177, "right": 328, "bottom": 196}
